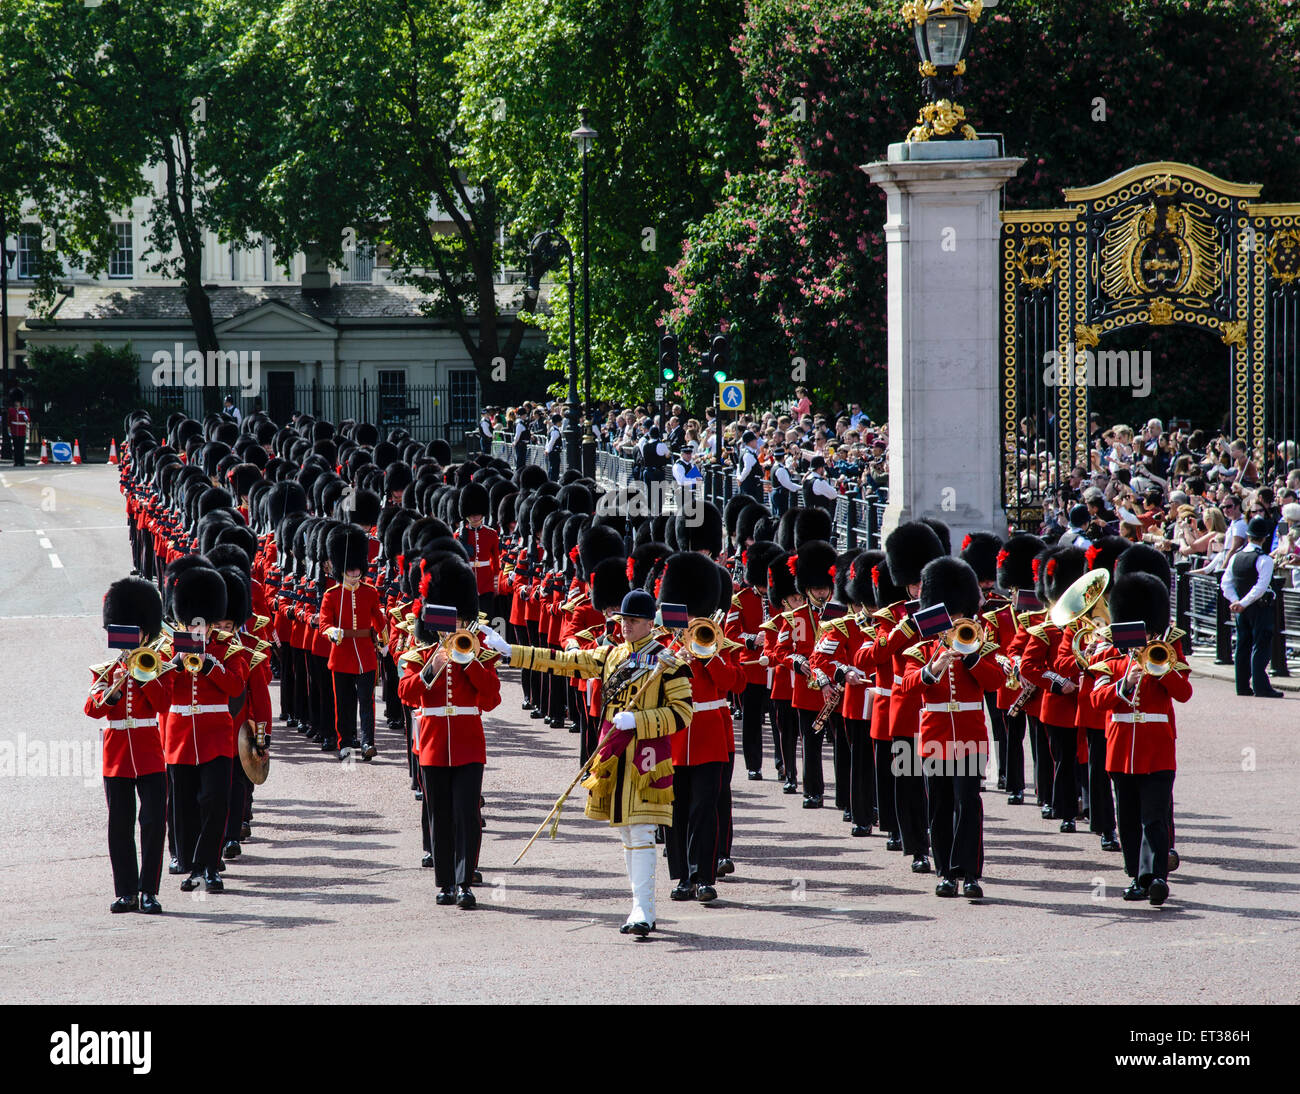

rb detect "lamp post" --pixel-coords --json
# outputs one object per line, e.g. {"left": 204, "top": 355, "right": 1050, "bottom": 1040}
{"left": 0, "top": 204, "right": 13, "bottom": 462}
{"left": 569, "top": 108, "right": 598, "bottom": 476}
{"left": 528, "top": 228, "right": 579, "bottom": 471}
{"left": 900, "top": 0, "right": 997, "bottom": 143}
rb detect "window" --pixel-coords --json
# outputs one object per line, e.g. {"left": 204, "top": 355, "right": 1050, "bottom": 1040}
{"left": 377, "top": 369, "right": 409, "bottom": 431}
{"left": 342, "top": 244, "right": 375, "bottom": 283}
{"left": 16, "top": 224, "right": 41, "bottom": 279}
{"left": 449, "top": 369, "right": 478, "bottom": 427}
{"left": 108, "top": 222, "right": 133, "bottom": 278}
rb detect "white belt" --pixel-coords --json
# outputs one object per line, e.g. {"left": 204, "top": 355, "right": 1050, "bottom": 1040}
{"left": 470, "top": 560, "right": 491, "bottom": 567}
{"left": 416, "top": 706, "right": 480, "bottom": 718}
{"left": 870, "top": 686, "right": 892, "bottom": 697}
{"left": 1111, "top": 712, "right": 1168, "bottom": 724}
{"left": 924, "top": 702, "right": 983, "bottom": 713}
{"left": 107, "top": 718, "right": 156, "bottom": 729}
{"left": 169, "top": 704, "right": 229, "bottom": 716}
{"left": 693, "top": 699, "right": 730, "bottom": 712}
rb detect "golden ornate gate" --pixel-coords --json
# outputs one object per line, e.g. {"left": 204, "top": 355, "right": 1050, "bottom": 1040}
{"left": 999, "top": 161, "right": 1300, "bottom": 526}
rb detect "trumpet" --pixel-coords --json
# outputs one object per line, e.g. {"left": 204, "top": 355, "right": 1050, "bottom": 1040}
{"left": 681, "top": 618, "right": 719, "bottom": 659}
{"left": 943, "top": 617, "right": 984, "bottom": 655}
{"left": 1136, "top": 640, "right": 1175, "bottom": 677}
{"left": 182, "top": 651, "right": 206, "bottom": 673}
{"left": 1070, "top": 617, "right": 1109, "bottom": 667}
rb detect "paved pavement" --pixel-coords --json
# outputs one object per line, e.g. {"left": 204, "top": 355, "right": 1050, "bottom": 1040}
{"left": 2, "top": 465, "right": 1298, "bottom": 1004}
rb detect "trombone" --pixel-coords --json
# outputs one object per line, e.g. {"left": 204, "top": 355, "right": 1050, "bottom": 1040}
{"left": 90, "top": 639, "right": 172, "bottom": 688}
{"left": 1135, "top": 640, "right": 1176, "bottom": 677}
{"left": 399, "top": 625, "right": 481, "bottom": 678}
{"left": 681, "top": 618, "right": 720, "bottom": 659}
{"left": 942, "top": 617, "right": 985, "bottom": 655}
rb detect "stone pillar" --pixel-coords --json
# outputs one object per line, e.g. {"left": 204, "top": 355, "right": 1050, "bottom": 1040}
{"left": 863, "top": 145, "right": 1023, "bottom": 544}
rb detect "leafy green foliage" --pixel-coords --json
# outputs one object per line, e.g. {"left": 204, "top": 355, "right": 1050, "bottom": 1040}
{"left": 28, "top": 341, "right": 141, "bottom": 455}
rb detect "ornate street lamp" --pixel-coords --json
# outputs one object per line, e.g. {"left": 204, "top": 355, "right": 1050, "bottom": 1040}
{"left": 569, "top": 108, "right": 598, "bottom": 476}
{"left": 901, "top": 0, "right": 997, "bottom": 143}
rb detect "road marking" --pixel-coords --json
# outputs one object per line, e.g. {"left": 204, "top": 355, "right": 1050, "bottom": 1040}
{"left": 48, "top": 554, "right": 63, "bottom": 569}
{"left": 2, "top": 525, "right": 128, "bottom": 534}
{"left": 38, "top": 538, "right": 52, "bottom": 549}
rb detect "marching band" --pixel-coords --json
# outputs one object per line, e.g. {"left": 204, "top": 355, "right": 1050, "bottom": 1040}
{"left": 89, "top": 406, "right": 1194, "bottom": 926}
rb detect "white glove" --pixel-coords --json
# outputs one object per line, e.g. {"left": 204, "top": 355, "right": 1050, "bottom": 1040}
{"left": 326, "top": 627, "right": 343, "bottom": 643}
{"left": 479, "top": 625, "right": 510, "bottom": 656}
{"left": 612, "top": 711, "right": 636, "bottom": 731}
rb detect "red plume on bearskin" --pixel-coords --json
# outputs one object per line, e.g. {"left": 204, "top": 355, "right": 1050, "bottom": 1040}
{"left": 654, "top": 576, "right": 663, "bottom": 598}
{"left": 568, "top": 546, "right": 580, "bottom": 562}
{"left": 1086, "top": 543, "right": 1101, "bottom": 569}
{"left": 849, "top": 561, "right": 857, "bottom": 581}
{"left": 961, "top": 534, "right": 973, "bottom": 552}
{"left": 625, "top": 557, "right": 636, "bottom": 583}
{"left": 1031, "top": 557, "right": 1041, "bottom": 581}
{"left": 872, "top": 565, "right": 881, "bottom": 583}
{"left": 396, "top": 553, "right": 406, "bottom": 574}
{"left": 419, "top": 570, "right": 432, "bottom": 599}
{"left": 996, "top": 548, "right": 1009, "bottom": 568}
{"left": 1046, "top": 558, "right": 1057, "bottom": 579}
{"left": 828, "top": 564, "right": 837, "bottom": 582}
{"left": 786, "top": 556, "right": 798, "bottom": 577}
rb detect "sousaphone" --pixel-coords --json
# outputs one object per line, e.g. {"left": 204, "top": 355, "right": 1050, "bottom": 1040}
{"left": 238, "top": 720, "right": 271, "bottom": 785}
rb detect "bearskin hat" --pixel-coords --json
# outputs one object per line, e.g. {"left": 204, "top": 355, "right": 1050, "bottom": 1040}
{"left": 207, "top": 543, "right": 251, "bottom": 579}
{"left": 715, "top": 563, "right": 733, "bottom": 613}
{"left": 347, "top": 488, "right": 382, "bottom": 527}
{"left": 497, "top": 492, "right": 518, "bottom": 529}
{"left": 1084, "top": 534, "right": 1130, "bottom": 578}
{"left": 628, "top": 541, "right": 670, "bottom": 590}
{"left": 767, "top": 551, "right": 799, "bottom": 607}
{"left": 591, "top": 557, "right": 631, "bottom": 613}
{"left": 528, "top": 496, "right": 558, "bottom": 537}
{"left": 172, "top": 565, "right": 227, "bottom": 627}
{"left": 846, "top": 549, "right": 884, "bottom": 608}
{"left": 885, "top": 521, "right": 945, "bottom": 588}
{"left": 517, "top": 464, "right": 549, "bottom": 492}
{"left": 354, "top": 422, "right": 380, "bottom": 447}
{"left": 540, "top": 510, "right": 569, "bottom": 565}
{"left": 197, "top": 486, "right": 234, "bottom": 519}
{"left": 735, "top": 502, "right": 770, "bottom": 548}
{"left": 217, "top": 566, "right": 250, "bottom": 624}
{"left": 959, "top": 531, "right": 1003, "bottom": 584}
{"left": 1109, "top": 572, "right": 1170, "bottom": 636}
{"left": 228, "top": 463, "right": 262, "bottom": 501}
{"left": 675, "top": 500, "right": 724, "bottom": 557}
{"left": 775, "top": 508, "right": 799, "bottom": 552}
{"left": 216, "top": 523, "right": 258, "bottom": 565}
{"left": 415, "top": 556, "right": 480, "bottom": 637}
{"left": 872, "top": 551, "right": 908, "bottom": 607}
{"left": 724, "top": 494, "right": 759, "bottom": 543}
{"left": 428, "top": 439, "right": 452, "bottom": 465}
{"left": 744, "top": 541, "right": 784, "bottom": 588}
{"left": 102, "top": 577, "right": 164, "bottom": 644}
{"left": 795, "top": 507, "right": 833, "bottom": 548}
{"left": 657, "top": 551, "right": 721, "bottom": 620}
{"left": 833, "top": 550, "right": 859, "bottom": 605}
{"left": 384, "top": 462, "right": 414, "bottom": 499}
{"left": 328, "top": 524, "right": 370, "bottom": 575}
{"left": 562, "top": 514, "right": 588, "bottom": 572}
{"left": 1113, "top": 542, "right": 1171, "bottom": 588}
{"left": 920, "top": 556, "right": 981, "bottom": 620}
{"left": 557, "top": 483, "right": 594, "bottom": 515}
{"left": 751, "top": 515, "right": 779, "bottom": 543}
{"left": 662, "top": 513, "right": 679, "bottom": 552}
{"left": 578, "top": 524, "right": 624, "bottom": 578}
{"left": 921, "top": 517, "right": 952, "bottom": 556}
{"left": 460, "top": 481, "right": 491, "bottom": 519}
{"left": 795, "top": 540, "right": 838, "bottom": 594}
{"left": 997, "top": 532, "right": 1045, "bottom": 592}
{"left": 1045, "top": 545, "right": 1088, "bottom": 603}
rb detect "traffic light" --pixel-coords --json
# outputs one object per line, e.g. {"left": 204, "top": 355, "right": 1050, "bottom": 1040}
{"left": 659, "top": 331, "right": 678, "bottom": 381}
{"left": 710, "top": 332, "right": 729, "bottom": 383}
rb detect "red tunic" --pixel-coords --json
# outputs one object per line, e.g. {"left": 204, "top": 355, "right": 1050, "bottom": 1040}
{"left": 725, "top": 586, "right": 770, "bottom": 688}
{"left": 895, "top": 639, "right": 1004, "bottom": 760}
{"left": 162, "top": 634, "right": 249, "bottom": 765}
{"left": 397, "top": 651, "right": 502, "bottom": 766}
{"left": 667, "top": 651, "right": 736, "bottom": 766}
{"left": 457, "top": 523, "right": 501, "bottom": 596}
{"left": 1020, "top": 621, "right": 1078, "bottom": 729}
{"left": 318, "top": 580, "right": 388, "bottom": 673}
{"left": 1090, "top": 647, "right": 1192, "bottom": 774}
{"left": 84, "top": 669, "right": 170, "bottom": 778}
{"left": 811, "top": 613, "right": 873, "bottom": 722}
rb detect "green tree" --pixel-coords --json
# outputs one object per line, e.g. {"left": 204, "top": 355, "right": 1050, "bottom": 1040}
{"left": 28, "top": 341, "right": 141, "bottom": 456}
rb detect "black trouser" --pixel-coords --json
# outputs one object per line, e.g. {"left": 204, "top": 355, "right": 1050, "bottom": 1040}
{"left": 1045, "top": 723, "right": 1079, "bottom": 822}
{"left": 1086, "top": 728, "right": 1115, "bottom": 835}
{"left": 719, "top": 753, "right": 735, "bottom": 859}
{"left": 381, "top": 650, "right": 401, "bottom": 724}
{"left": 403, "top": 704, "right": 418, "bottom": 789}
{"left": 846, "top": 718, "right": 875, "bottom": 827}
{"left": 738, "top": 475, "right": 764, "bottom": 504}
{"left": 333, "top": 670, "right": 375, "bottom": 748}
{"left": 985, "top": 694, "right": 1007, "bottom": 780}
{"left": 874, "top": 737, "right": 899, "bottom": 838}
{"left": 1029, "top": 716, "right": 1054, "bottom": 807}
{"left": 9, "top": 431, "right": 25, "bottom": 466}
{"left": 547, "top": 449, "right": 561, "bottom": 480}
{"left": 279, "top": 642, "right": 296, "bottom": 722}
{"left": 169, "top": 756, "right": 232, "bottom": 875}
{"left": 999, "top": 708, "right": 1026, "bottom": 794}
{"left": 514, "top": 440, "right": 528, "bottom": 469}
{"left": 104, "top": 772, "right": 166, "bottom": 898}
{"left": 421, "top": 763, "right": 484, "bottom": 889}
{"left": 891, "top": 737, "right": 930, "bottom": 859}
{"left": 771, "top": 697, "right": 786, "bottom": 773}
{"left": 740, "top": 682, "right": 768, "bottom": 774}
{"left": 831, "top": 714, "right": 850, "bottom": 808}
{"left": 309, "top": 653, "right": 336, "bottom": 745}
{"left": 1110, "top": 770, "right": 1175, "bottom": 885}
{"left": 225, "top": 762, "right": 252, "bottom": 842}
{"left": 293, "top": 647, "right": 312, "bottom": 728}
{"left": 526, "top": 620, "right": 542, "bottom": 707}
{"left": 1234, "top": 597, "right": 1276, "bottom": 695}
{"left": 512, "top": 621, "right": 535, "bottom": 705}
{"left": 798, "top": 707, "right": 825, "bottom": 797}
{"left": 924, "top": 763, "right": 985, "bottom": 882}
{"left": 547, "top": 649, "right": 567, "bottom": 723}
{"left": 777, "top": 701, "right": 798, "bottom": 783}
{"left": 666, "top": 761, "right": 724, "bottom": 886}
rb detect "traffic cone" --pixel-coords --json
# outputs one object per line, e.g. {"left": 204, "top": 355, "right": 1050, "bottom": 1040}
{"left": 39, "top": 439, "right": 50, "bottom": 464}
{"left": 72, "top": 439, "right": 82, "bottom": 464}
{"left": 107, "top": 438, "right": 118, "bottom": 464}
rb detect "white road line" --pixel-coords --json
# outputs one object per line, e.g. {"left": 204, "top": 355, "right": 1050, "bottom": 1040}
{"left": 1, "top": 525, "right": 127, "bottom": 534}
{"left": 38, "top": 538, "right": 52, "bottom": 549}
{"left": 48, "top": 554, "right": 63, "bottom": 569}
{"left": 0, "top": 613, "right": 94, "bottom": 620}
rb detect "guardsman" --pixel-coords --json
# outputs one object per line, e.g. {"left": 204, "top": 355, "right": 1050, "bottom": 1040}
{"left": 398, "top": 557, "right": 502, "bottom": 909}
{"left": 320, "top": 525, "right": 389, "bottom": 760}
{"left": 726, "top": 541, "right": 783, "bottom": 780}
{"left": 457, "top": 482, "right": 502, "bottom": 620}
{"left": 480, "top": 588, "right": 694, "bottom": 938}
{"left": 86, "top": 578, "right": 174, "bottom": 914}
{"left": 762, "top": 553, "right": 802, "bottom": 792}
{"left": 165, "top": 566, "right": 249, "bottom": 894}
{"left": 960, "top": 532, "right": 1007, "bottom": 786}
{"left": 896, "top": 557, "right": 1005, "bottom": 899}
{"left": 1089, "top": 573, "right": 1192, "bottom": 906}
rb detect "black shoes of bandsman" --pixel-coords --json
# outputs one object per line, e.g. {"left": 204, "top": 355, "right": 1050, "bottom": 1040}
{"left": 1147, "top": 879, "right": 1170, "bottom": 906}
{"left": 911, "top": 857, "right": 932, "bottom": 874}
{"left": 671, "top": 882, "right": 695, "bottom": 901}
{"left": 1100, "top": 833, "right": 1122, "bottom": 852}
{"left": 716, "top": 858, "right": 735, "bottom": 877}
{"left": 435, "top": 888, "right": 456, "bottom": 906}
{"left": 456, "top": 886, "right": 476, "bottom": 910}
{"left": 110, "top": 895, "right": 138, "bottom": 913}
{"left": 204, "top": 870, "right": 223, "bottom": 893}
{"left": 168, "top": 858, "right": 184, "bottom": 875}
{"left": 223, "top": 840, "right": 241, "bottom": 859}
{"left": 935, "top": 879, "right": 958, "bottom": 898}
{"left": 620, "top": 921, "right": 652, "bottom": 937}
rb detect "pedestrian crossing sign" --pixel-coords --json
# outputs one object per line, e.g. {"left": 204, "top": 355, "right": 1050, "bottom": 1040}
{"left": 719, "top": 381, "right": 745, "bottom": 410}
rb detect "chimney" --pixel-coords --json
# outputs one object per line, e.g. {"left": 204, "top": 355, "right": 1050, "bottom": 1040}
{"left": 301, "top": 243, "right": 331, "bottom": 294}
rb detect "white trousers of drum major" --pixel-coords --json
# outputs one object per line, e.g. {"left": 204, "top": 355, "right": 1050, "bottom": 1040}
{"left": 617, "top": 823, "right": 658, "bottom": 927}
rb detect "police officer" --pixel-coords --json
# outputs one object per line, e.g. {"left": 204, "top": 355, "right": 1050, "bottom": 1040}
{"left": 770, "top": 446, "right": 800, "bottom": 517}
{"left": 736, "top": 431, "right": 764, "bottom": 503}
{"left": 1220, "top": 516, "right": 1284, "bottom": 698}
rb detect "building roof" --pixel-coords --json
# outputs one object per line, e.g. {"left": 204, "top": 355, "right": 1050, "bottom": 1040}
{"left": 27, "top": 281, "right": 539, "bottom": 326}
